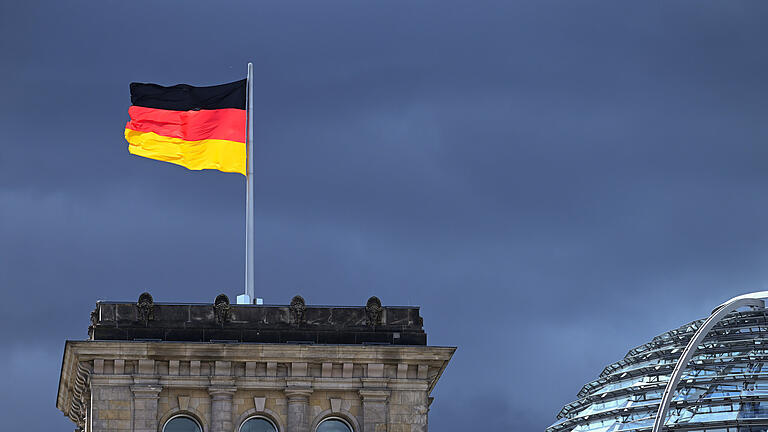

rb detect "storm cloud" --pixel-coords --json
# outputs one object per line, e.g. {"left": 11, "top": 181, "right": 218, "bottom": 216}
{"left": 2, "top": 1, "right": 768, "bottom": 430}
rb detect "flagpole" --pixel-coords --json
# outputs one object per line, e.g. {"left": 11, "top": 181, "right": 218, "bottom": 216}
{"left": 245, "top": 62, "right": 255, "bottom": 303}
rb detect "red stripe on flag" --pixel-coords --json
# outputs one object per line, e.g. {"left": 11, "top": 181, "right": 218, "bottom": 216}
{"left": 126, "top": 106, "right": 246, "bottom": 143}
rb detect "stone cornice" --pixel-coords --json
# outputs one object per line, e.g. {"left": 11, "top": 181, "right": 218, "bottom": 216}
{"left": 61, "top": 340, "right": 456, "bottom": 363}
{"left": 209, "top": 377, "right": 236, "bottom": 387}
{"left": 361, "top": 377, "right": 390, "bottom": 388}
{"left": 57, "top": 340, "right": 456, "bottom": 418}
{"left": 286, "top": 377, "right": 313, "bottom": 387}
{"left": 90, "top": 375, "right": 134, "bottom": 386}
{"left": 159, "top": 376, "right": 212, "bottom": 388}
{"left": 88, "top": 375, "right": 431, "bottom": 393}
{"left": 387, "top": 380, "right": 430, "bottom": 391}
{"left": 133, "top": 376, "right": 160, "bottom": 386}
{"left": 232, "top": 377, "right": 287, "bottom": 390}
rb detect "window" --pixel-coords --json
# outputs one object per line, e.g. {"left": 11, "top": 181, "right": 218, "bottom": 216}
{"left": 316, "top": 418, "right": 353, "bottom": 432}
{"left": 163, "top": 415, "right": 202, "bottom": 432}
{"left": 240, "top": 416, "right": 278, "bottom": 432}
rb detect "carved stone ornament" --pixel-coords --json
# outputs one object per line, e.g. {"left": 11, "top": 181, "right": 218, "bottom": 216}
{"left": 214, "top": 294, "right": 231, "bottom": 325}
{"left": 136, "top": 292, "right": 154, "bottom": 324}
{"left": 68, "top": 361, "right": 91, "bottom": 430}
{"left": 366, "top": 296, "right": 383, "bottom": 327}
{"left": 289, "top": 295, "right": 306, "bottom": 325}
{"left": 89, "top": 306, "right": 98, "bottom": 327}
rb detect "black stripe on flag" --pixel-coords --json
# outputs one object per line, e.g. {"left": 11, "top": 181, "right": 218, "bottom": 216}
{"left": 130, "top": 79, "right": 246, "bottom": 111}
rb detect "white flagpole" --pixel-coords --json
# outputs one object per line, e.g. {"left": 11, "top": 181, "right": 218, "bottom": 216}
{"left": 244, "top": 62, "right": 255, "bottom": 303}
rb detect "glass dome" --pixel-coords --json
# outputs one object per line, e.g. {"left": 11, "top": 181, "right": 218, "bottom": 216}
{"left": 547, "top": 309, "right": 768, "bottom": 432}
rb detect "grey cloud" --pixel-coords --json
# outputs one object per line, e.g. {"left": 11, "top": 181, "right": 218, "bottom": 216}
{"left": 3, "top": 1, "right": 768, "bottom": 431}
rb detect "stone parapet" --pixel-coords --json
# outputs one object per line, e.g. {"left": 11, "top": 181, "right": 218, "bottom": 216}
{"left": 89, "top": 294, "right": 426, "bottom": 345}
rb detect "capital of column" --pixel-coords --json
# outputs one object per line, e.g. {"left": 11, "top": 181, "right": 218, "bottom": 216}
{"left": 285, "top": 389, "right": 312, "bottom": 401}
{"left": 358, "top": 389, "right": 390, "bottom": 403}
{"left": 285, "top": 382, "right": 313, "bottom": 402}
{"left": 130, "top": 384, "right": 162, "bottom": 399}
{"left": 208, "top": 386, "right": 237, "bottom": 400}
{"left": 285, "top": 378, "right": 313, "bottom": 401}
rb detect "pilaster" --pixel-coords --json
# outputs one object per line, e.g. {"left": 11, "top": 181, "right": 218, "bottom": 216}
{"left": 130, "top": 384, "right": 162, "bottom": 432}
{"left": 208, "top": 384, "right": 237, "bottom": 432}
{"left": 360, "top": 378, "right": 390, "bottom": 432}
{"left": 285, "top": 378, "right": 313, "bottom": 432}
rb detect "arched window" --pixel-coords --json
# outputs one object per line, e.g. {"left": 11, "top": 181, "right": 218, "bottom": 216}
{"left": 316, "top": 417, "right": 353, "bottom": 432}
{"left": 240, "top": 416, "right": 278, "bottom": 432}
{"left": 163, "top": 415, "right": 202, "bottom": 432}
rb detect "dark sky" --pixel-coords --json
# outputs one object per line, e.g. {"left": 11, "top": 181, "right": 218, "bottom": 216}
{"left": 2, "top": 1, "right": 768, "bottom": 431}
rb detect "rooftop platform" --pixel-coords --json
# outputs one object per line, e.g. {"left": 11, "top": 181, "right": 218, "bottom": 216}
{"left": 88, "top": 293, "right": 426, "bottom": 345}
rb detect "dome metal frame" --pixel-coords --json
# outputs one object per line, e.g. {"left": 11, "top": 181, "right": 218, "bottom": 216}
{"left": 549, "top": 292, "right": 768, "bottom": 432}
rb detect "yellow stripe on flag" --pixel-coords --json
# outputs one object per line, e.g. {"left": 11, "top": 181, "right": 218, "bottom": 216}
{"left": 125, "top": 129, "right": 246, "bottom": 175}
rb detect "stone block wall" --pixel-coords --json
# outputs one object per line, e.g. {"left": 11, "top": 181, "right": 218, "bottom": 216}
{"left": 58, "top": 343, "right": 454, "bottom": 432}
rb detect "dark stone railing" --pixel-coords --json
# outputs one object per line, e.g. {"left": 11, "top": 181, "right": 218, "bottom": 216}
{"left": 88, "top": 293, "right": 426, "bottom": 345}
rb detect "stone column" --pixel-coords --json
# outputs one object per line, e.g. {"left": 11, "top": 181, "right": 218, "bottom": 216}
{"left": 285, "top": 378, "right": 313, "bottom": 432}
{"left": 131, "top": 385, "right": 162, "bottom": 432}
{"left": 360, "top": 379, "right": 390, "bottom": 432}
{"left": 208, "top": 386, "right": 237, "bottom": 432}
{"left": 409, "top": 393, "right": 430, "bottom": 432}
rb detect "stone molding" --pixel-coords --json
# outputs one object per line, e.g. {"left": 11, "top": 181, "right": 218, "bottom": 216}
{"left": 60, "top": 348, "right": 450, "bottom": 396}
{"left": 60, "top": 340, "right": 455, "bottom": 362}
{"left": 130, "top": 384, "right": 162, "bottom": 398}
{"left": 286, "top": 377, "right": 313, "bottom": 387}
{"left": 285, "top": 377, "right": 314, "bottom": 401}
{"left": 284, "top": 387, "right": 313, "bottom": 401}
{"left": 361, "top": 378, "right": 389, "bottom": 387}
{"left": 208, "top": 386, "right": 237, "bottom": 399}
{"left": 90, "top": 375, "right": 134, "bottom": 386}
{"left": 358, "top": 389, "right": 391, "bottom": 402}
{"left": 210, "top": 376, "right": 236, "bottom": 388}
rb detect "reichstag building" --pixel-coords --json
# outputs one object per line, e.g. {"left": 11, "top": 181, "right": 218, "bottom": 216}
{"left": 57, "top": 293, "right": 454, "bottom": 432}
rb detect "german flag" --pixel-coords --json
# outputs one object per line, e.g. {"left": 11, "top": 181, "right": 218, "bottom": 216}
{"left": 125, "top": 79, "right": 247, "bottom": 175}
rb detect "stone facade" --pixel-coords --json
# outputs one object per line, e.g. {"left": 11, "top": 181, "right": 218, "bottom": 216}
{"left": 57, "top": 296, "right": 454, "bottom": 432}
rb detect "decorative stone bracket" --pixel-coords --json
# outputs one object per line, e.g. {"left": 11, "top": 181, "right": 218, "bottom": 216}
{"left": 69, "top": 361, "right": 92, "bottom": 430}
